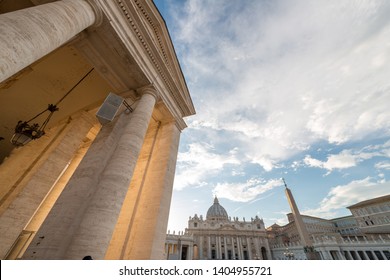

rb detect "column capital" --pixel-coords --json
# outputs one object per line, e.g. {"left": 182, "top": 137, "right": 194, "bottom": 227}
{"left": 137, "top": 85, "right": 159, "bottom": 101}
{"left": 85, "top": 0, "right": 103, "bottom": 28}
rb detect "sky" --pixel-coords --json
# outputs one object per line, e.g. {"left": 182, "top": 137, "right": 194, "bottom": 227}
{"left": 153, "top": 0, "right": 390, "bottom": 233}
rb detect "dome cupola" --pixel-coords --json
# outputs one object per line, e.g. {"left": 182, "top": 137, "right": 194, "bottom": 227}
{"left": 206, "top": 196, "right": 228, "bottom": 221}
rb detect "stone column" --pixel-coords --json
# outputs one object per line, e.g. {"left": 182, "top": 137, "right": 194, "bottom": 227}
{"left": 64, "top": 89, "right": 157, "bottom": 259}
{"left": 199, "top": 236, "right": 203, "bottom": 260}
{"left": 207, "top": 236, "right": 211, "bottom": 259}
{"left": 218, "top": 236, "right": 221, "bottom": 259}
{"left": 107, "top": 115, "right": 181, "bottom": 260}
{"left": 353, "top": 251, "right": 361, "bottom": 260}
{"left": 379, "top": 251, "right": 387, "bottom": 260}
{"left": 0, "top": 0, "right": 102, "bottom": 82}
{"left": 232, "top": 236, "right": 236, "bottom": 259}
{"left": 221, "top": 237, "right": 223, "bottom": 259}
{"left": 219, "top": 236, "right": 223, "bottom": 259}
{"left": 178, "top": 241, "right": 183, "bottom": 260}
{"left": 189, "top": 245, "right": 193, "bottom": 260}
{"left": 168, "top": 244, "right": 172, "bottom": 257}
{"left": 255, "top": 238, "right": 261, "bottom": 259}
{"left": 0, "top": 112, "right": 97, "bottom": 259}
{"left": 344, "top": 250, "right": 352, "bottom": 260}
{"left": 240, "top": 237, "right": 244, "bottom": 259}
{"left": 224, "top": 236, "right": 228, "bottom": 259}
{"left": 215, "top": 236, "right": 220, "bottom": 259}
{"left": 338, "top": 250, "right": 346, "bottom": 260}
{"left": 23, "top": 88, "right": 157, "bottom": 259}
{"left": 22, "top": 143, "right": 90, "bottom": 234}
{"left": 132, "top": 122, "right": 180, "bottom": 259}
{"left": 236, "top": 237, "right": 242, "bottom": 259}
{"left": 326, "top": 250, "right": 334, "bottom": 260}
{"left": 193, "top": 244, "right": 199, "bottom": 260}
{"left": 247, "top": 237, "right": 252, "bottom": 259}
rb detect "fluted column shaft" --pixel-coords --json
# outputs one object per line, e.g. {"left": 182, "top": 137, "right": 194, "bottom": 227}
{"left": 236, "top": 237, "right": 241, "bottom": 259}
{"left": 1, "top": 112, "right": 97, "bottom": 259}
{"left": 22, "top": 89, "right": 157, "bottom": 259}
{"left": 232, "top": 236, "right": 236, "bottom": 259}
{"left": 120, "top": 119, "right": 181, "bottom": 260}
{"left": 247, "top": 237, "right": 252, "bottom": 259}
{"left": 356, "top": 251, "right": 362, "bottom": 260}
{"left": 207, "top": 236, "right": 211, "bottom": 259}
{"left": 217, "top": 236, "right": 222, "bottom": 259}
{"left": 0, "top": 0, "right": 99, "bottom": 82}
{"left": 64, "top": 91, "right": 157, "bottom": 259}
{"left": 344, "top": 250, "right": 352, "bottom": 260}
{"left": 199, "top": 236, "right": 203, "bottom": 260}
{"left": 224, "top": 236, "right": 228, "bottom": 259}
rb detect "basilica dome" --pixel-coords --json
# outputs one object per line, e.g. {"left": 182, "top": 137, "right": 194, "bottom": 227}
{"left": 206, "top": 197, "right": 228, "bottom": 221}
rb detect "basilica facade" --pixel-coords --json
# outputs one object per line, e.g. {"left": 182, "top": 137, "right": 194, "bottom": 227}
{"left": 166, "top": 197, "right": 271, "bottom": 260}
{"left": 165, "top": 192, "right": 390, "bottom": 260}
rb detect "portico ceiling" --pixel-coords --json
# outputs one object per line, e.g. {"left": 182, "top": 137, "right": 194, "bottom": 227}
{"left": 0, "top": 0, "right": 195, "bottom": 163}
{"left": 0, "top": 44, "right": 113, "bottom": 162}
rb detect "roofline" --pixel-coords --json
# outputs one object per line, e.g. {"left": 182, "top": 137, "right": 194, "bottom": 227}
{"left": 347, "top": 194, "right": 390, "bottom": 209}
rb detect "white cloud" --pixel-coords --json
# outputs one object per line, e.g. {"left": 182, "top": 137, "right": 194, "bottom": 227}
{"left": 249, "top": 156, "right": 277, "bottom": 172}
{"left": 213, "top": 178, "right": 283, "bottom": 202}
{"left": 302, "top": 177, "right": 390, "bottom": 218}
{"left": 231, "top": 169, "right": 245, "bottom": 176}
{"left": 375, "top": 161, "right": 390, "bottom": 170}
{"left": 265, "top": 216, "right": 289, "bottom": 227}
{"left": 174, "top": 142, "right": 240, "bottom": 190}
{"left": 303, "top": 143, "right": 390, "bottom": 173}
{"left": 171, "top": 0, "right": 390, "bottom": 169}
{"left": 164, "top": 0, "right": 390, "bottom": 233}
{"left": 304, "top": 150, "right": 367, "bottom": 171}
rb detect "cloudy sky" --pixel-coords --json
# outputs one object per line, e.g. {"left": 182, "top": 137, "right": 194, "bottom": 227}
{"left": 154, "top": 0, "right": 390, "bottom": 233}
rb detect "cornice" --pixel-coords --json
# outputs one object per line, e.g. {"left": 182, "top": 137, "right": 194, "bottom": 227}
{"left": 132, "top": 0, "right": 171, "bottom": 71}
{"left": 113, "top": 0, "right": 195, "bottom": 119}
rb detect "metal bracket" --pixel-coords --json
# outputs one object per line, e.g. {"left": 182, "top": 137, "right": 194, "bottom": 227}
{"left": 123, "top": 100, "right": 134, "bottom": 113}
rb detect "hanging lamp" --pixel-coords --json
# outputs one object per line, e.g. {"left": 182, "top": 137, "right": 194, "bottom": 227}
{"left": 10, "top": 68, "right": 94, "bottom": 146}
{"left": 11, "top": 104, "right": 58, "bottom": 146}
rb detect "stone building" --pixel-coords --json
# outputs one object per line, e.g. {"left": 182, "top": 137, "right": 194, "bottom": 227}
{"left": 166, "top": 197, "right": 271, "bottom": 260}
{"left": 347, "top": 194, "right": 390, "bottom": 236}
{"left": 0, "top": 0, "right": 195, "bottom": 260}
{"left": 165, "top": 231, "right": 194, "bottom": 260}
{"left": 166, "top": 193, "right": 390, "bottom": 260}
{"left": 268, "top": 191, "right": 390, "bottom": 260}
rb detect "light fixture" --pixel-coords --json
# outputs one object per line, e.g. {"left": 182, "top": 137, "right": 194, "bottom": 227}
{"left": 11, "top": 104, "right": 58, "bottom": 146}
{"left": 10, "top": 68, "right": 94, "bottom": 146}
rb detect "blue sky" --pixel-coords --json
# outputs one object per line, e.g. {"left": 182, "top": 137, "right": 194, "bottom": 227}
{"left": 153, "top": 0, "right": 390, "bottom": 233}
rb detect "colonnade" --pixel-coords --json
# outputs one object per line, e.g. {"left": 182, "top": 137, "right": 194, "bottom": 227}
{"left": 198, "top": 235, "right": 268, "bottom": 260}
{"left": 343, "top": 249, "right": 388, "bottom": 260}
{"left": 0, "top": 0, "right": 187, "bottom": 260}
{"left": 317, "top": 248, "right": 389, "bottom": 260}
{"left": 165, "top": 241, "right": 193, "bottom": 260}
{"left": 273, "top": 246, "right": 390, "bottom": 260}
